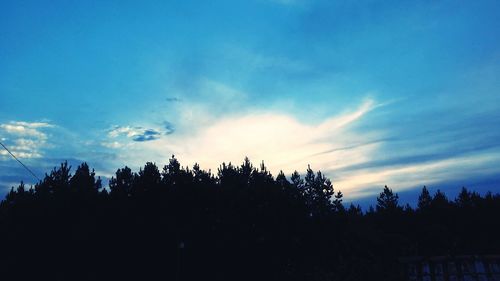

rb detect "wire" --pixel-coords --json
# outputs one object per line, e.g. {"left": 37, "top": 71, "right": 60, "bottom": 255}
{"left": 0, "top": 141, "right": 41, "bottom": 182}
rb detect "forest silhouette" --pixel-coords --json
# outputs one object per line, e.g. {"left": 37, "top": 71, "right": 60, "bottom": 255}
{"left": 0, "top": 156, "right": 499, "bottom": 281}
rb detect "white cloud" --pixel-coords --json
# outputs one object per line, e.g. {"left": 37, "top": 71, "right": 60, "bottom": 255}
{"left": 0, "top": 121, "right": 53, "bottom": 139}
{"left": 107, "top": 95, "right": 500, "bottom": 200}
{"left": 128, "top": 98, "right": 380, "bottom": 177}
{"left": 0, "top": 121, "right": 54, "bottom": 159}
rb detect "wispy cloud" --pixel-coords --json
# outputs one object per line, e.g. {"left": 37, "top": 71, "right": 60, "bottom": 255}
{"left": 334, "top": 152, "right": 500, "bottom": 199}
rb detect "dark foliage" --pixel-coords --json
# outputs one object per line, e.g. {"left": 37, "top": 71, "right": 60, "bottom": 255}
{"left": 0, "top": 157, "right": 499, "bottom": 281}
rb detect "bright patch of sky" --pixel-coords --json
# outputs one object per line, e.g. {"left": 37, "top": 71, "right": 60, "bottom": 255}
{"left": 1, "top": 0, "right": 500, "bottom": 202}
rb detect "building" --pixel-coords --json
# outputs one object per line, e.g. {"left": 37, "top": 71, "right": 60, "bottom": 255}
{"left": 399, "top": 255, "right": 500, "bottom": 281}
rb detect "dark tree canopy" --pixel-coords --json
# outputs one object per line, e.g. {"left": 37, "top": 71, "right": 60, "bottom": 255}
{"left": 0, "top": 157, "right": 499, "bottom": 281}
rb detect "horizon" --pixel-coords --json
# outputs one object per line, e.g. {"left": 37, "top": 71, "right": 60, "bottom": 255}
{"left": 1, "top": 0, "right": 500, "bottom": 203}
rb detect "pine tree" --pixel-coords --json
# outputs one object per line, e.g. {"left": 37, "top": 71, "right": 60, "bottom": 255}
{"left": 109, "top": 166, "right": 135, "bottom": 198}
{"left": 431, "top": 189, "right": 449, "bottom": 209}
{"left": 456, "top": 187, "right": 473, "bottom": 208}
{"left": 70, "top": 162, "right": 101, "bottom": 195}
{"left": 417, "top": 186, "right": 432, "bottom": 210}
{"left": 347, "top": 203, "right": 362, "bottom": 216}
{"left": 290, "top": 171, "right": 303, "bottom": 189}
{"left": 376, "top": 185, "right": 400, "bottom": 212}
{"left": 333, "top": 191, "right": 345, "bottom": 212}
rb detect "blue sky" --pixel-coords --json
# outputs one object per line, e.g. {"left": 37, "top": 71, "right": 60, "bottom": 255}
{"left": 1, "top": 0, "right": 500, "bottom": 203}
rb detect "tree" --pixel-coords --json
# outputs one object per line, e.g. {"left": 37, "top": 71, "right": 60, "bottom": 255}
{"left": 290, "top": 171, "right": 304, "bottom": 190}
{"left": 431, "top": 189, "right": 449, "bottom": 209}
{"left": 2, "top": 157, "right": 500, "bottom": 281}
{"left": 70, "top": 162, "right": 102, "bottom": 195}
{"left": 376, "top": 185, "right": 400, "bottom": 212}
{"left": 347, "top": 203, "right": 362, "bottom": 216}
{"left": 217, "top": 162, "right": 239, "bottom": 189}
{"left": 239, "top": 157, "right": 253, "bottom": 186}
{"left": 303, "top": 166, "right": 334, "bottom": 216}
{"left": 417, "top": 186, "right": 432, "bottom": 210}
{"left": 141, "top": 162, "right": 161, "bottom": 189}
{"left": 192, "top": 163, "right": 214, "bottom": 187}
{"left": 3, "top": 182, "right": 27, "bottom": 206}
{"left": 455, "top": 187, "right": 481, "bottom": 208}
{"left": 36, "top": 161, "right": 72, "bottom": 196}
{"left": 333, "top": 191, "right": 345, "bottom": 212}
{"left": 276, "top": 171, "right": 289, "bottom": 190}
{"left": 249, "top": 161, "right": 273, "bottom": 188}
{"left": 109, "top": 166, "right": 135, "bottom": 198}
{"left": 162, "top": 155, "right": 182, "bottom": 188}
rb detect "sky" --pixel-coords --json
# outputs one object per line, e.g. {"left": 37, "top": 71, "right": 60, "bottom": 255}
{"left": 1, "top": 0, "right": 500, "bottom": 204}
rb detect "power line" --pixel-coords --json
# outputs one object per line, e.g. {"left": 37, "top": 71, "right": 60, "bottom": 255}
{"left": 0, "top": 141, "right": 41, "bottom": 182}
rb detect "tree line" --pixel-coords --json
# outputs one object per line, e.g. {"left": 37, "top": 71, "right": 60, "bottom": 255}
{"left": 0, "top": 156, "right": 499, "bottom": 281}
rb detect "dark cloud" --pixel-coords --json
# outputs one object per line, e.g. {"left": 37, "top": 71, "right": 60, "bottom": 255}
{"left": 132, "top": 129, "right": 161, "bottom": 142}
{"left": 166, "top": 97, "right": 182, "bottom": 102}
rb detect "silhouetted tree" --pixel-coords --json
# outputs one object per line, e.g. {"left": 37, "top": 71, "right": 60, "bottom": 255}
{"left": 35, "top": 161, "right": 72, "bottom": 197}
{"left": 109, "top": 166, "right": 135, "bottom": 199}
{"left": 455, "top": 187, "right": 482, "bottom": 208}
{"left": 376, "top": 185, "right": 400, "bottom": 212}
{"left": 133, "top": 162, "right": 161, "bottom": 196}
{"left": 290, "top": 170, "right": 304, "bottom": 190}
{"left": 0, "top": 158, "right": 499, "bottom": 281}
{"left": 303, "top": 166, "right": 335, "bottom": 217}
{"left": 276, "top": 170, "right": 289, "bottom": 190}
{"left": 70, "top": 162, "right": 102, "bottom": 196}
{"left": 431, "top": 189, "right": 450, "bottom": 209}
{"left": 347, "top": 203, "right": 362, "bottom": 216}
{"left": 418, "top": 186, "right": 432, "bottom": 210}
{"left": 333, "top": 191, "right": 345, "bottom": 212}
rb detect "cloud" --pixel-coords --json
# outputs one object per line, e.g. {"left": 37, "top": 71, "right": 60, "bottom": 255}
{"left": 108, "top": 126, "right": 162, "bottom": 142}
{"left": 166, "top": 97, "right": 182, "bottom": 102}
{"left": 132, "top": 129, "right": 161, "bottom": 142}
{"left": 134, "top": 98, "right": 380, "bottom": 174}
{"left": 106, "top": 95, "right": 500, "bottom": 201}
{"left": 334, "top": 152, "right": 500, "bottom": 199}
{"left": 107, "top": 123, "right": 175, "bottom": 144}
{"left": 0, "top": 121, "right": 53, "bottom": 139}
{"left": 0, "top": 121, "right": 54, "bottom": 159}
